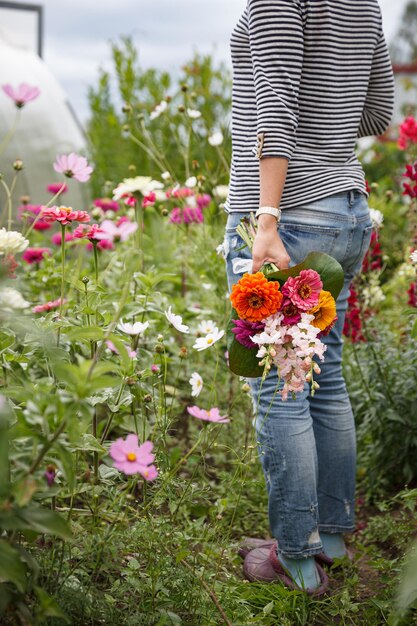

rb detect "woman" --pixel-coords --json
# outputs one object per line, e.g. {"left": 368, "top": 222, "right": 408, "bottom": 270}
{"left": 223, "top": 0, "right": 394, "bottom": 595}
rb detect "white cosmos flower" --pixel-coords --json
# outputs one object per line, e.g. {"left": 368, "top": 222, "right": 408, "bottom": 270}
{"left": 113, "top": 176, "right": 164, "bottom": 200}
{"left": 185, "top": 176, "right": 197, "bottom": 188}
{"left": 189, "top": 372, "right": 203, "bottom": 397}
{"left": 198, "top": 320, "right": 217, "bottom": 335}
{"left": 0, "top": 287, "right": 30, "bottom": 310}
{"left": 193, "top": 329, "right": 224, "bottom": 351}
{"left": 118, "top": 319, "right": 150, "bottom": 335}
{"left": 161, "top": 171, "right": 171, "bottom": 181}
{"left": 213, "top": 185, "right": 229, "bottom": 200}
{"left": 369, "top": 208, "right": 384, "bottom": 229}
{"left": 208, "top": 131, "right": 224, "bottom": 146}
{"left": 150, "top": 100, "right": 168, "bottom": 120}
{"left": 187, "top": 108, "right": 201, "bottom": 119}
{"left": 0, "top": 228, "right": 29, "bottom": 255}
{"left": 410, "top": 250, "right": 417, "bottom": 265}
{"left": 165, "top": 306, "right": 190, "bottom": 333}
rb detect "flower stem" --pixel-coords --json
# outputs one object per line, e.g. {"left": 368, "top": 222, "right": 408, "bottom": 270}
{"left": 59, "top": 224, "right": 66, "bottom": 320}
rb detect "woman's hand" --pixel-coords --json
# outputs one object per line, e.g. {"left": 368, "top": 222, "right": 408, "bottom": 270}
{"left": 251, "top": 215, "right": 291, "bottom": 273}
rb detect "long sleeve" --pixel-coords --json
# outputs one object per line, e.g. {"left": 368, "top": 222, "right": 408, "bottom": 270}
{"left": 357, "top": 25, "right": 395, "bottom": 138}
{"left": 247, "top": 0, "right": 304, "bottom": 160}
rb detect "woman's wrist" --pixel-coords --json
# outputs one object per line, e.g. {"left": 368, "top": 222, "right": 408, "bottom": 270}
{"left": 257, "top": 213, "right": 278, "bottom": 230}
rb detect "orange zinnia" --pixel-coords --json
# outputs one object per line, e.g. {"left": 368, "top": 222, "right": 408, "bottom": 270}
{"left": 307, "top": 290, "right": 337, "bottom": 330}
{"left": 230, "top": 272, "right": 283, "bottom": 322}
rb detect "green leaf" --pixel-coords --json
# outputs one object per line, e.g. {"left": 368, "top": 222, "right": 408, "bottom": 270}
{"left": 227, "top": 307, "right": 262, "bottom": 378}
{"left": 19, "top": 507, "right": 72, "bottom": 540}
{"left": 74, "top": 434, "right": 106, "bottom": 454}
{"left": 34, "top": 586, "right": 70, "bottom": 622}
{"left": 0, "top": 540, "right": 27, "bottom": 593}
{"left": 266, "top": 251, "right": 344, "bottom": 300}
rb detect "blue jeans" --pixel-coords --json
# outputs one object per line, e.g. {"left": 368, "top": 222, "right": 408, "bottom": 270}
{"left": 223, "top": 189, "right": 373, "bottom": 559}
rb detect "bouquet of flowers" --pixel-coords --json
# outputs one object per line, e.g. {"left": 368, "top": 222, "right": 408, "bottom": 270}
{"left": 226, "top": 215, "right": 344, "bottom": 400}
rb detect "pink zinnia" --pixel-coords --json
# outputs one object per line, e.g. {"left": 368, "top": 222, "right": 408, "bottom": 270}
{"left": 22, "top": 247, "right": 50, "bottom": 265}
{"left": 2, "top": 83, "right": 40, "bottom": 108}
{"left": 282, "top": 270, "right": 323, "bottom": 311}
{"left": 32, "top": 297, "right": 67, "bottom": 313}
{"left": 40, "top": 205, "right": 91, "bottom": 225}
{"left": 187, "top": 405, "right": 230, "bottom": 423}
{"left": 47, "top": 182, "right": 68, "bottom": 195}
{"left": 93, "top": 198, "right": 119, "bottom": 212}
{"left": 51, "top": 231, "right": 75, "bottom": 245}
{"left": 109, "top": 434, "right": 158, "bottom": 479}
{"left": 169, "top": 206, "right": 204, "bottom": 225}
{"left": 196, "top": 194, "right": 211, "bottom": 209}
{"left": 53, "top": 153, "right": 93, "bottom": 183}
{"left": 94, "top": 219, "right": 137, "bottom": 242}
{"left": 73, "top": 223, "right": 104, "bottom": 241}
{"left": 231, "top": 319, "right": 265, "bottom": 349}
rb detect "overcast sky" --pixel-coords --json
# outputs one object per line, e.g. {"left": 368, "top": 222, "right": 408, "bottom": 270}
{"left": 9, "top": 0, "right": 410, "bottom": 121}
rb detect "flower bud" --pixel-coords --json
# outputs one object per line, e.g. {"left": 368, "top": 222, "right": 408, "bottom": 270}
{"left": 190, "top": 91, "right": 197, "bottom": 99}
{"left": 13, "top": 159, "right": 23, "bottom": 171}
{"left": 20, "top": 195, "right": 30, "bottom": 205}
{"left": 161, "top": 208, "right": 169, "bottom": 216}
{"left": 385, "top": 190, "right": 393, "bottom": 199}
{"left": 192, "top": 160, "right": 200, "bottom": 170}
{"left": 126, "top": 376, "right": 137, "bottom": 385}
{"left": 241, "top": 382, "right": 250, "bottom": 393}
{"left": 143, "top": 394, "right": 152, "bottom": 403}
{"left": 370, "top": 182, "right": 379, "bottom": 190}
{"left": 154, "top": 343, "right": 164, "bottom": 354}
{"left": 82, "top": 276, "right": 90, "bottom": 284}
{"left": 122, "top": 124, "right": 130, "bottom": 133}
{"left": 179, "top": 346, "right": 188, "bottom": 359}
{"left": 122, "top": 103, "right": 132, "bottom": 114}
{"left": 157, "top": 334, "right": 164, "bottom": 342}
{"left": 128, "top": 164, "right": 136, "bottom": 173}
{"left": 178, "top": 105, "right": 185, "bottom": 113}
{"left": 181, "top": 83, "right": 188, "bottom": 92}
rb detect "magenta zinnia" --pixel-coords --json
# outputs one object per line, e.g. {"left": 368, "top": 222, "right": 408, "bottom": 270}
{"left": 22, "top": 247, "right": 51, "bottom": 265}
{"left": 282, "top": 269, "right": 323, "bottom": 311}
{"left": 231, "top": 319, "right": 265, "bottom": 349}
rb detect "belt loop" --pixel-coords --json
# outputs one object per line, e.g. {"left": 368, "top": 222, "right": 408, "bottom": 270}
{"left": 348, "top": 190, "right": 355, "bottom": 206}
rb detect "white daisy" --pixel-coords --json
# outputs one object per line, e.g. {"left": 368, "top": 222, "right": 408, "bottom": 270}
{"left": 187, "top": 108, "right": 201, "bottom": 119}
{"left": 150, "top": 100, "right": 168, "bottom": 120}
{"left": 185, "top": 176, "right": 197, "bottom": 188}
{"left": 208, "top": 131, "right": 224, "bottom": 146}
{"left": 198, "top": 320, "right": 218, "bottom": 335}
{"left": 118, "top": 319, "right": 150, "bottom": 336}
{"left": 113, "top": 177, "right": 164, "bottom": 200}
{"left": 165, "top": 306, "right": 190, "bottom": 333}
{"left": 369, "top": 208, "right": 384, "bottom": 229}
{"left": 189, "top": 372, "right": 203, "bottom": 397}
{"left": 193, "top": 329, "right": 224, "bottom": 351}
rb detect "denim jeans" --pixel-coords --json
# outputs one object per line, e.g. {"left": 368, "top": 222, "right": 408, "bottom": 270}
{"left": 223, "top": 189, "right": 373, "bottom": 559}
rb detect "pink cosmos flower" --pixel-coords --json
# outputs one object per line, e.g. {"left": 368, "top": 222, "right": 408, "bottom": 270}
{"left": 93, "top": 198, "right": 119, "bottom": 212}
{"left": 166, "top": 187, "right": 194, "bottom": 199}
{"left": 231, "top": 319, "right": 265, "bottom": 349}
{"left": 47, "top": 182, "right": 68, "bottom": 195}
{"left": 53, "top": 153, "right": 93, "bottom": 182}
{"left": 109, "top": 434, "right": 158, "bottom": 479}
{"left": 32, "top": 297, "right": 67, "bottom": 313}
{"left": 142, "top": 192, "right": 156, "bottom": 207}
{"left": 18, "top": 204, "right": 51, "bottom": 231}
{"left": 51, "top": 231, "right": 75, "bottom": 245}
{"left": 94, "top": 219, "right": 137, "bottom": 242}
{"left": 187, "top": 405, "right": 230, "bottom": 423}
{"left": 282, "top": 270, "right": 323, "bottom": 311}
{"left": 40, "top": 206, "right": 91, "bottom": 225}
{"left": 2, "top": 83, "right": 40, "bottom": 108}
{"left": 106, "top": 340, "right": 137, "bottom": 359}
{"left": 22, "top": 247, "right": 51, "bottom": 265}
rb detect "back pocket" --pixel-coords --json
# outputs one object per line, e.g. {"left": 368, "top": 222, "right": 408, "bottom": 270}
{"left": 278, "top": 223, "right": 341, "bottom": 264}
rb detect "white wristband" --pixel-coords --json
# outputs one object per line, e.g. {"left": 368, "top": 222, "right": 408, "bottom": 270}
{"left": 255, "top": 206, "right": 282, "bottom": 222}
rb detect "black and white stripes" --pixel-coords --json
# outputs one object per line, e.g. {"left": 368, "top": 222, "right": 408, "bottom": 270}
{"left": 224, "top": 0, "right": 395, "bottom": 213}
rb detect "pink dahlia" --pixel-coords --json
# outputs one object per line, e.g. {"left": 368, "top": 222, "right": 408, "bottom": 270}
{"left": 231, "top": 319, "right": 265, "bottom": 349}
{"left": 109, "top": 434, "right": 158, "bottom": 479}
{"left": 94, "top": 219, "right": 137, "bottom": 242}
{"left": 282, "top": 270, "right": 323, "bottom": 311}
{"left": 93, "top": 198, "right": 119, "bottom": 212}
{"left": 40, "top": 206, "right": 91, "bottom": 225}
{"left": 32, "top": 297, "right": 67, "bottom": 314}
{"left": 187, "top": 405, "right": 230, "bottom": 423}
{"left": 2, "top": 83, "right": 40, "bottom": 108}
{"left": 169, "top": 206, "right": 203, "bottom": 225}
{"left": 53, "top": 153, "right": 93, "bottom": 183}
{"left": 47, "top": 182, "right": 68, "bottom": 195}
{"left": 51, "top": 231, "right": 75, "bottom": 246}
{"left": 22, "top": 247, "right": 51, "bottom": 265}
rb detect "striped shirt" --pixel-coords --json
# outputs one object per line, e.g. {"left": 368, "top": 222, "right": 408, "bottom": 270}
{"left": 224, "top": 0, "right": 395, "bottom": 213}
